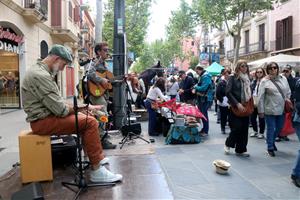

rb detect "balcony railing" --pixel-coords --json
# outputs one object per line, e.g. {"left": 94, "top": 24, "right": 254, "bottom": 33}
{"left": 23, "top": 0, "right": 48, "bottom": 21}
{"left": 227, "top": 42, "right": 268, "bottom": 59}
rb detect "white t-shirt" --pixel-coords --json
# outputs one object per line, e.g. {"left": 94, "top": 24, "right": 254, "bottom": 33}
{"left": 167, "top": 82, "right": 179, "bottom": 96}
{"left": 127, "top": 81, "right": 137, "bottom": 102}
{"left": 147, "top": 86, "right": 168, "bottom": 101}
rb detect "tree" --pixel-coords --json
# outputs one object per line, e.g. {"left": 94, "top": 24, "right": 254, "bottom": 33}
{"left": 165, "top": 0, "right": 198, "bottom": 65}
{"left": 103, "top": 0, "right": 152, "bottom": 57}
{"left": 130, "top": 39, "right": 174, "bottom": 73}
{"left": 189, "top": 56, "right": 199, "bottom": 70}
{"left": 192, "top": 0, "right": 276, "bottom": 67}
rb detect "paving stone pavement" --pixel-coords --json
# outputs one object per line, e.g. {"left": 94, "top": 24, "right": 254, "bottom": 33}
{"left": 1, "top": 109, "right": 300, "bottom": 199}
{"left": 152, "top": 111, "right": 300, "bottom": 200}
{"left": 0, "top": 110, "right": 29, "bottom": 176}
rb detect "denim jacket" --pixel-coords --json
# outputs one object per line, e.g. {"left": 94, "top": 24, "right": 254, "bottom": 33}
{"left": 195, "top": 71, "right": 214, "bottom": 102}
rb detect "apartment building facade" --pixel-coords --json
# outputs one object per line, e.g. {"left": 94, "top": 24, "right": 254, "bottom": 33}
{"left": 0, "top": 0, "right": 92, "bottom": 109}
{"left": 174, "top": 37, "right": 200, "bottom": 71}
{"left": 203, "top": 0, "right": 299, "bottom": 68}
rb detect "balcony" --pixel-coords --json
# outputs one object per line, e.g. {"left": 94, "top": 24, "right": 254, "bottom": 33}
{"left": 226, "top": 42, "right": 268, "bottom": 60}
{"left": 51, "top": 28, "right": 79, "bottom": 43}
{"left": 50, "top": 0, "right": 80, "bottom": 43}
{"left": 80, "top": 25, "right": 89, "bottom": 34}
{"left": 22, "top": 0, "right": 48, "bottom": 23}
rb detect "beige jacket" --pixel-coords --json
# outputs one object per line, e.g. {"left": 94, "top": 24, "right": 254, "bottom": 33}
{"left": 257, "top": 75, "right": 291, "bottom": 116}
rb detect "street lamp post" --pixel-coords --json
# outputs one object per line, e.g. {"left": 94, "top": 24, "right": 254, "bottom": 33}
{"left": 112, "top": 0, "right": 126, "bottom": 129}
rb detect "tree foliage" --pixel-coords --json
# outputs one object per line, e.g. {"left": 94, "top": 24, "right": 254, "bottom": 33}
{"left": 165, "top": 0, "right": 198, "bottom": 62}
{"left": 192, "top": 0, "right": 276, "bottom": 66}
{"left": 189, "top": 56, "right": 199, "bottom": 70}
{"left": 131, "top": 0, "right": 198, "bottom": 73}
{"left": 103, "top": 0, "right": 152, "bottom": 57}
{"left": 130, "top": 39, "right": 173, "bottom": 72}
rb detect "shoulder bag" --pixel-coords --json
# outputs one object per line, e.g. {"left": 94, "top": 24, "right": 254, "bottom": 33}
{"left": 270, "top": 79, "right": 294, "bottom": 113}
{"left": 231, "top": 97, "right": 254, "bottom": 117}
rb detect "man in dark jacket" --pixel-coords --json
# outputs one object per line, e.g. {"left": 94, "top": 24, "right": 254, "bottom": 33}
{"left": 279, "top": 65, "right": 298, "bottom": 141}
{"left": 178, "top": 70, "right": 195, "bottom": 104}
{"left": 283, "top": 65, "right": 298, "bottom": 101}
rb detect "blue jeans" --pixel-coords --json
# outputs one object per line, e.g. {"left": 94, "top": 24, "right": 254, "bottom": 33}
{"left": 265, "top": 114, "right": 285, "bottom": 150}
{"left": 144, "top": 99, "right": 158, "bottom": 136}
{"left": 197, "top": 101, "right": 211, "bottom": 134}
{"left": 294, "top": 123, "right": 300, "bottom": 142}
{"left": 293, "top": 149, "right": 300, "bottom": 177}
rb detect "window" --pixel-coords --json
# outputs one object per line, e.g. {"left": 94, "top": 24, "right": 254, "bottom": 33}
{"left": 258, "top": 24, "right": 265, "bottom": 51}
{"left": 219, "top": 40, "right": 225, "bottom": 54}
{"left": 74, "top": 5, "right": 80, "bottom": 23}
{"left": 68, "top": 1, "right": 73, "bottom": 20}
{"left": 276, "top": 16, "right": 293, "bottom": 50}
{"left": 40, "top": 41, "right": 48, "bottom": 59}
{"left": 245, "top": 30, "right": 250, "bottom": 54}
{"left": 51, "top": 0, "right": 61, "bottom": 27}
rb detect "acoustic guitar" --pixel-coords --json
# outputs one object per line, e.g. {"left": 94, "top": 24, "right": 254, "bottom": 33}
{"left": 88, "top": 70, "right": 114, "bottom": 97}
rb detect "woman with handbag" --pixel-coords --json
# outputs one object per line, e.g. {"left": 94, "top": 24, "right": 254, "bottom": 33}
{"left": 224, "top": 60, "right": 253, "bottom": 157}
{"left": 257, "top": 62, "right": 291, "bottom": 157}
{"left": 250, "top": 67, "right": 266, "bottom": 139}
{"left": 144, "top": 77, "right": 168, "bottom": 136}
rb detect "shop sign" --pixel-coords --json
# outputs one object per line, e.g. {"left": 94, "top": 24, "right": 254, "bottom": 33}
{"left": 0, "top": 26, "right": 23, "bottom": 54}
{"left": 0, "top": 40, "right": 22, "bottom": 54}
{"left": 0, "top": 26, "right": 24, "bottom": 43}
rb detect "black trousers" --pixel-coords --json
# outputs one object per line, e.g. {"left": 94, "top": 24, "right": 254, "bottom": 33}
{"left": 250, "top": 107, "right": 265, "bottom": 134}
{"left": 225, "top": 111, "right": 249, "bottom": 153}
{"left": 219, "top": 106, "right": 229, "bottom": 131}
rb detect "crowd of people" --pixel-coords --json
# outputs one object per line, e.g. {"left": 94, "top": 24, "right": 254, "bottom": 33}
{"left": 19, "top": 41, "right": 300, "bottom": 188}
{"left": 138, "top": 59, "right": 300, "bottom": 188}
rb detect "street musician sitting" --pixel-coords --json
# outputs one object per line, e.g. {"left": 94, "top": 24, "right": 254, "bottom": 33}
{"left": 21, "top": 44, "right": 122, "bottom": 183}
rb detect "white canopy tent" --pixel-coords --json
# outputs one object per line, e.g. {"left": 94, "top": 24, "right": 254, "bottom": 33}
{"left": 248, "top": 54, "right": 300, "bottom": 69}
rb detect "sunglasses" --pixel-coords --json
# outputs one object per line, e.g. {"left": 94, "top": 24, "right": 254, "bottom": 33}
{"left": 240, "top": 65, "right": 248, "bottom": 68}
{"left": 283, "top": 70, "right": 290, "bottom": 73}
{"left": 268, "top": 66, "right": 278, "bottom": 70}
{"left": 102, "top": 48, "right": 109, "bottom": 52}
{"left": 256, "top": 71, "right": 263, "bottom": 74}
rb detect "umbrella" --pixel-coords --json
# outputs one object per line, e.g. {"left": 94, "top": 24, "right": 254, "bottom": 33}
{"left": 248, "top": 54, "right": 300, "bottom": 69}
{"left": 205, "top": 62, "right": 224, "bottom": 76}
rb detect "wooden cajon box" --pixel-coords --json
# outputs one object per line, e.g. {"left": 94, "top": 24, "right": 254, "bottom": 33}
{"left": 19, "top": 130, "right": 53, "bottom": 183}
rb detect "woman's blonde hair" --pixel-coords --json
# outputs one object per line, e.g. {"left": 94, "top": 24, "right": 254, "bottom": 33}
{"left": 234, "top": 60, "right": 249, "bottom": 76}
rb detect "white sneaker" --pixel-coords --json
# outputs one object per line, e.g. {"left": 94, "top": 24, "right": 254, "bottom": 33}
{"left": 250, "top": 132, "right": 258, "bottom": 137}
{"left": 224, "top": 145, "right": 230, "bottom": 155}
{"left": 257, "top": 133, "right": 264, "bottom": 139}
{"left": 90, "top": 166, "right": 123, "bottom": 183}
{"left": 100, "top": 157, "right": 110, "bottom": 165}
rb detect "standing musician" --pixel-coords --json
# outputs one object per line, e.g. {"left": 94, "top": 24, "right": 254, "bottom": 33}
{"left": 21, "top": 44, "right": 122, "bottom": 183}
{"left": 87, "top": 42, "right": 117, "bottom": 149}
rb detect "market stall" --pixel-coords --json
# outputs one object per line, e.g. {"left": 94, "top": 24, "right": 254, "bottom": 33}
{"left": 155, "top": 98, "right": 206, "bottom": 144}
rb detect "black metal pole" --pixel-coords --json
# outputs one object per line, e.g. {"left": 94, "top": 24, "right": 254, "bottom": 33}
{"left": 112, "top": 0, "right": 126, "bottom": 129}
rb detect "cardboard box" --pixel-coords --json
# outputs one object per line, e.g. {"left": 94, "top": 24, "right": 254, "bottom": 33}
{"left": 19, "top": 130, "right": 53, "bottom": 183}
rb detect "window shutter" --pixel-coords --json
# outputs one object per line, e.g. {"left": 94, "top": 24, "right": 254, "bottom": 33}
{"left": 68, "top": 1, "right": 73, "bottom": 20}
{"left": 276, "top": 20, "right": 283, "bottom": 50}
{"left": 74, "top": 6, "right": 80, "bottom": 23}
{"left": 51, "top": 0, "right": 61, "bottom": 27}
{"left": 259, "top": 24, "right": 265, "bottom": 51}
{"left": 287, "top": 16, "right": 293, "bottom": 48}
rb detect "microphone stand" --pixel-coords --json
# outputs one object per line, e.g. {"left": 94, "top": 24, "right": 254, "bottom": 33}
{"left": 61, "top": 96, "right": 115, "bottom": 200}
{"left": 119, "top": 80, "right": 150, "bottom": 149}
